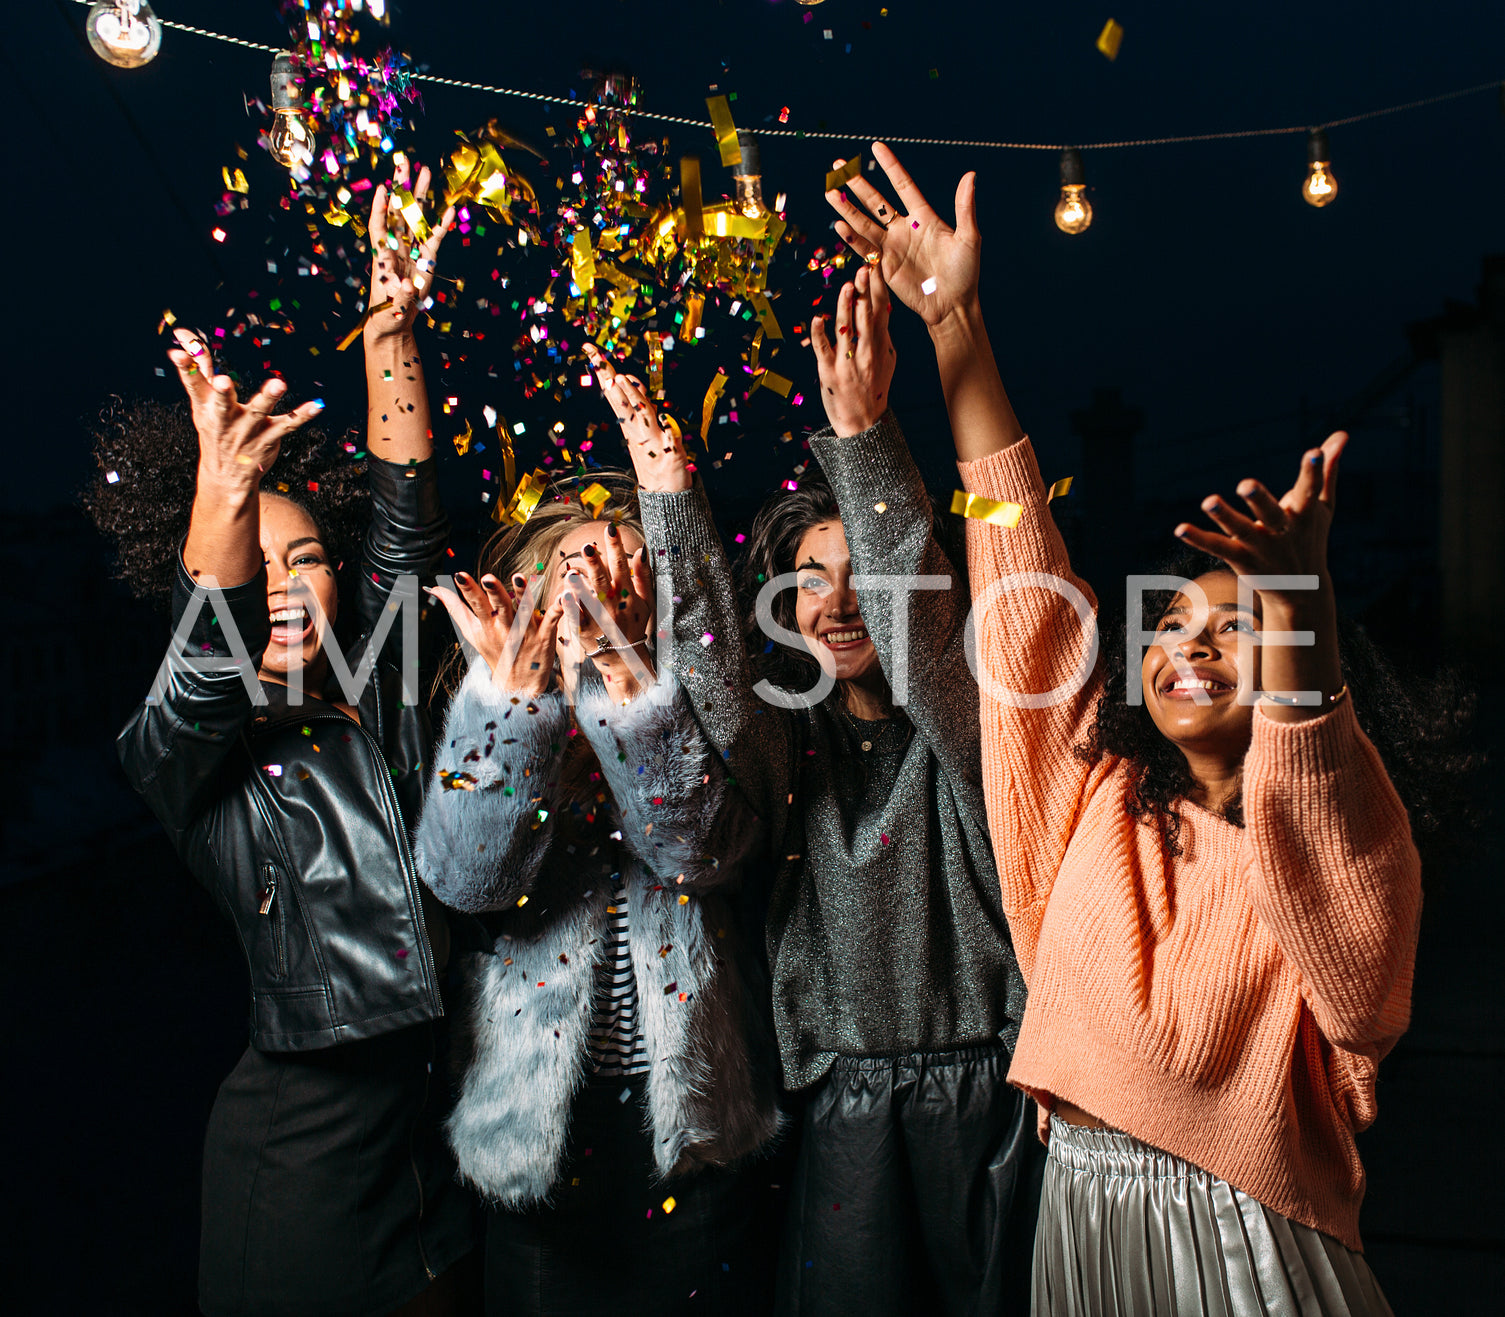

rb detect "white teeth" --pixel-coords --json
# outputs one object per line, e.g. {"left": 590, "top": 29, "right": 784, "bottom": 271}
{"left": 824, "top": 629, "right": 868, "bottom": 644}
{"left": 269, "top": 607, "right": 308, "bottom": 624}
{"left": 1169, "top": 678, "right": 1228, "bottom": 692}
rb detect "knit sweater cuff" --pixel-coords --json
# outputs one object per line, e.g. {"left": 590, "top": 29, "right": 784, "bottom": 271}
{"left": 809, "top": 412, "right": 924, "bottom": 507}
{"left": 957, "top": 436, "right": 1049, "bottom": 505}
{"left": 1246, "top": 689, "right": 1361, "bottom": 784}
{"left": 637, "top": 482, "right": 725, "bottom": 560}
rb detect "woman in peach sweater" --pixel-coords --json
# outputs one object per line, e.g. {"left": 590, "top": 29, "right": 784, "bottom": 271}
{"left": 827, "top": 145, "right": 1423, "bottom": 1314}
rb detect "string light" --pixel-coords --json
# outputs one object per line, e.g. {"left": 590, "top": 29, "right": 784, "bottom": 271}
{"left": 85, "top": 1, "right": 162, "bottom": 68}
{"left": 267, "top": 51, "right": 312, "bottom": 170}
{"left": 1302, "top": 128, "right": 1339, "bottom": 208}
{"left": 1054, "top": 148, "right": 1093, "bottom": 235}
{"left": 732, "top": 131, "right": 769, "bottom": 220}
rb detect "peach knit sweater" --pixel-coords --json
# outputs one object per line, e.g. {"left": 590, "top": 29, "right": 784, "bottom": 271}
{"left": 959, "top": 438, "right": 1422, "bottom": 1253}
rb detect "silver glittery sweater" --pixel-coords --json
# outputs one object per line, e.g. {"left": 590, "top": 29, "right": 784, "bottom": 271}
{"left": 639, "top": 412, "right": 1027, "bottom": 1090}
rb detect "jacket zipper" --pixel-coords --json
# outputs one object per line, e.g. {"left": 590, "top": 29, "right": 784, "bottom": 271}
{"left": 259, "top": 862, "right": 286, "bottom": 978}
{"left": 263, "top": 711, "right": 442, "bottom": 1014}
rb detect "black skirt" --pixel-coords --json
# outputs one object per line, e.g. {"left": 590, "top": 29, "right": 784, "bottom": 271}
{"left": 199, "top": 1021, "right": 478, "bottom": 1317}
{"left": 484, "top": 1075, "right": 779, "bottom": 1317}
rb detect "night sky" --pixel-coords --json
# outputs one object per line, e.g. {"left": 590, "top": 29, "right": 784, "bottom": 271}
{"left": 12, "top": 0, "right": 1505, "bottom": 529}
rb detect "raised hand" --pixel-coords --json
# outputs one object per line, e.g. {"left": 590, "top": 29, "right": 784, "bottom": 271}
{"left": 169, "top": 327, "right": 325, "bottom": 489}
{"left": 582, "top": 342, "right": 692, "bottom": 493}
{"left": 825, "top": 141, "right": 980, "bottom": 326}
{"left": 367, "top": 153, "right": 456, "bottom": 341}
{"left": 562, "top": 526, "right": 654, "bottom": 660}
{"left": 811, "top": 263, "right": 896, "bottom": 438}
{"left": 1176, "top": 431, "right": 1348, "bottom": 717}
{"left": 427, "top": 571, "right": 564, "bottom": 696}
{"left": 1176, "top": 431, "right": 1348, "bottom": 602}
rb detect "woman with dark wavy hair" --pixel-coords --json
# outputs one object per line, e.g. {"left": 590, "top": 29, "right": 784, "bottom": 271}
{"left": 823, "top": 140, "right": 1468, "bottom": 1314}
{"left": 94, "top": 161, "right": 479, "bottom": 1317}
{"left": 583, "top": 265, "right": 1038, "bottom": 1317}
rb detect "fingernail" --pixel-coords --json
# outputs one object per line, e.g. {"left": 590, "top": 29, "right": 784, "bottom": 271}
{"left": 606, "top": 523, "right": 618, "bottom": 538}
{"left": 1309, "top": 451, "right": 1324, "bottom": 465}
{"left": 1175, "top": 525, "right": 1189, "bottom": 539}
{"left": 311, "top": 398, "right": 325, "bottom": 410}
{"left": 1202, "top": 497, "right": 1219, "bottom": 511}
{"left": 513, "top": 575, "right": 527, "bottom": 589}
{"left": 583, "top": 543, "right": 596, "bottom": 557}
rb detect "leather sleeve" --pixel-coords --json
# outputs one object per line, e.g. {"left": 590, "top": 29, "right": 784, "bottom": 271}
{"left": 116, "top": 553, "right": 272, "bottom": 844}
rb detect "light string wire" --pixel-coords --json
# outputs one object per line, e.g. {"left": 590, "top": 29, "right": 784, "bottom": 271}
{"left": 73, "top": 4, "right": 1503, "bottom": 151}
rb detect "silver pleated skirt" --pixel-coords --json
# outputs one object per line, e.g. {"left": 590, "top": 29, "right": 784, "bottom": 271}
{"left": 1033, "top": 1117, "right": 1394, "bottom": 1317}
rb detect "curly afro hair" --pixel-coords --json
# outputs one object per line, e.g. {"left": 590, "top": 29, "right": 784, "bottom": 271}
{"left": 82, "top": 396, "right": 371, "bottom": 623}
{"left": 1078, "top": 545, "right": 1483, "bottom": 878}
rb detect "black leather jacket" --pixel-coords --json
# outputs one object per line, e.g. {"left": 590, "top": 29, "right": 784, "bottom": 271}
{"left": 118, "top": 456, "right": 453, "bottom": 1051}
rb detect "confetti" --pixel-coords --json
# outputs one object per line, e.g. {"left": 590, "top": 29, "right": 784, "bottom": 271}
{"left": 662, "top": 1196, "right": 678, "bottom": 1214}
{"left": 920, "top": 277, "right": 938, "bottom": 296}
{"left": 705, "top": 95, "right": 742, "bottom": 168}
{"left": 1097, "top": 18, "right": 1125, "bottom": 61}
{"left": 1048, "top": 476, "right": 1075, "bottom": 501}
{"left": 580, "top": 482, "right": 612, "bottom": 518}
{"left": 825, "top": 155, "right": 863, "bottom": 194}
{"left": 950, "top": 489, "right": 1023, "bottom": 528}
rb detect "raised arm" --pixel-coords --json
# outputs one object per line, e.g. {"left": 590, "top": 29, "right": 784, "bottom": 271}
{"left": 806, "top": 265, "right": 983, "bottom": 795}
{"left": 825, "top": 141, "right": 1023, "bottom": 462}
{"left": 415, "top": 574, "right": 567, "bottom": 912}
{"left": 581, "top": 343, "right": 795, "bottom": 828}
{"left": 354, "top": 158, "right": 456, "bottom": 650}
{"left": 118, "top": 332, "right": 325, "bottom": 841}
{"left": 1242, "top": 698, "right": 1421, "bottom": 1052}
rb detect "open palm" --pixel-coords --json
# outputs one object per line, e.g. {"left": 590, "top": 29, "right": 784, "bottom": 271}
{"left": 825, "top": 141, "right": 980, "bottom": 326}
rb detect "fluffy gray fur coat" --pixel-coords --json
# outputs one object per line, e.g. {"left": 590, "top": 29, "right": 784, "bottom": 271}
{"left": 414, "top": 662, "right": 782, "bottom": 1208}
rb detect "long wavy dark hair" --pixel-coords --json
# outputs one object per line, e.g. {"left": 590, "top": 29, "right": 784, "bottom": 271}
{"left": 733, "top": 470, "right": 968, "bottom": 696}
{"left": 82, "top": 396, "right": 369, "bottom": 630}
{"left": 1078, "top": 546, "right": 1482, "bottom": 876}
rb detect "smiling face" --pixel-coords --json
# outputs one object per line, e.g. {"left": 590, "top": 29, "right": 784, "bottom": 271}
{"left": 792, "top": 520, "right": 881, "bottom": 685}
{"left": 1141, "top": 569, "right": 1259, "bottom": 757}
{"left": 549, "top": 519, "right": 646, "bottom": 663}
{"left": 259, "top": 494, "right": 339, "bottom": 679}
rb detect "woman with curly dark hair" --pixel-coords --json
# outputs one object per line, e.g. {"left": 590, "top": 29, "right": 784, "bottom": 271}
{"left": 827, "top": 141, "right": 1441, "bottom": 1313}
{"left": 583, "top": 261, "right": 1038, "bottom": 1317}
{"left": 95, "top": 159, "right": 479, "bottom": 1317}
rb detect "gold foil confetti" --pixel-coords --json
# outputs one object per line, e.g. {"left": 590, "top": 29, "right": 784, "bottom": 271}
{"left": 500, "top": 467, "right": 550, "bottom": 525}
{"left": 950, "top": 489, "right": 1023, "bottom": 528}
{"left": 648, "top": 335, "right": 665, "bottom": 396}
{"left": 222, "top": 166, "right": 249, "bottom": 194}
{"left": 570, "top": 228, "right": 596, "bottom": 297}
{"left": 700, "top": 372, "right": 729, "bottom": 440}
{"left": 662, "top": 1196, "right": 678, "bottom": 1214}
{"left": 705, "top": 95, "right": 742, "bottom": 168}
{"left": 679, "top": 292, "right": 705, "bottom": 343}
{"left": 749, "top": 290, "right": 783, "bottom": 340}
{"left": 453, "top": 419, "right": 473, "bottom": 456}
{"left": 1048, "top": 476, "right": 1075, "bottom": 501}
{"left": 825, "top": 154, "right": 863, "bottom": 194}
{"left": 496, "top": 421, "right": 517, "bottom": 498}
{"left": 391, "top": 187, "right": 433, "bottom": 243}
{"left": 759, "top": 370, "right": 794, "bottom": 398}
{"left": 580, "top": 482, "right": 612, "bottom": 518}
{"left": 680, "top": 156, "right": 704, "bottom": 238}
{"left": 335, "top": 299, "right": 394, "bottom": 352}
{"left": 1096, "top": 18, "right": 1124, "bottom": 60}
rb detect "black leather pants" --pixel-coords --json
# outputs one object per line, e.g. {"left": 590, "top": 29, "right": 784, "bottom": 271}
{"left": 775, "top": 1045, "right": 1043, "bottom": 1317}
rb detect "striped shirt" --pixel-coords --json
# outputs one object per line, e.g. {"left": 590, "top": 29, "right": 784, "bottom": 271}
{"left": 587, "top": 873, "right": 650, "bottom": 1076}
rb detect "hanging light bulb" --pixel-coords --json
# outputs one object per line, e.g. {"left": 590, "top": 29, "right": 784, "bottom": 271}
{"left": 85, "top": 2, "right": 162, "bottom": 68}
{"left": 267, "top": 51, "right": 312, "bottom": 170}
{"left": 1054, "top": 148, "right": 1093, "bottom": 235}
{"left": 732, "top": 131, "right": 768, "bottom": 220}
{"left": 1302, "top": 128, "right": 1338, "bottom": 208}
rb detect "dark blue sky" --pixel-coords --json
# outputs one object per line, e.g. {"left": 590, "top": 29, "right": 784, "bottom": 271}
{"left": 12, "top": 0, "right": 1505, "bottom": 520}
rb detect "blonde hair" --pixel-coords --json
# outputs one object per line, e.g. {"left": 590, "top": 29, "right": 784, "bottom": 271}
{"left": 432, "top": 470, "right": 645, "bottom": 700}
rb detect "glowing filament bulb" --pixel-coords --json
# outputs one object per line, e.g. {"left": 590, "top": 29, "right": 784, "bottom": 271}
{"left": 268, "top": 52, "right": 312, "bottom": 169}
{"left": 1302, "top": 129, "right": 1338, "bottom": 208}
{"left": 1053, "top": 148, "right": 1093, "bottom": 236}
{"left": 86, "top": 2, "right": 162, "bottom": 68}
{"left": 732, "top": 131, "right": 768, "bottom": 219}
